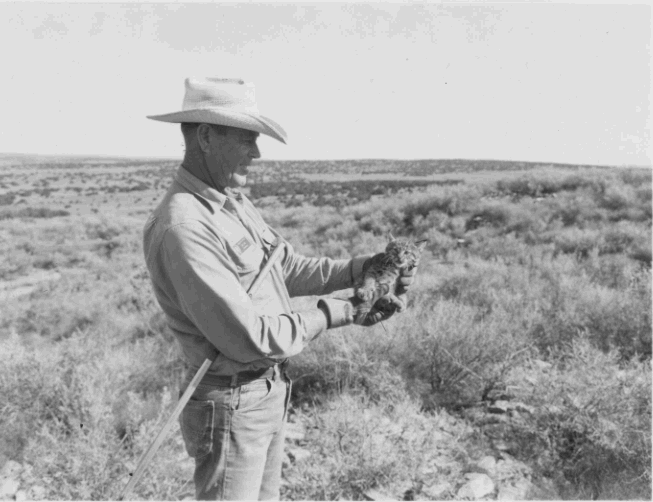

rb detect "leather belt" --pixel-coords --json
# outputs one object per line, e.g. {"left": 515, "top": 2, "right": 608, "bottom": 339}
{"left": 199, "top": 365, "right": 276, "bottom": 388}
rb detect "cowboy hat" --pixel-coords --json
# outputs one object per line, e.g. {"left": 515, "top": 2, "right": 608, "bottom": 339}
{"left": 147, "top": 77, "right": 287, "bottom": 144}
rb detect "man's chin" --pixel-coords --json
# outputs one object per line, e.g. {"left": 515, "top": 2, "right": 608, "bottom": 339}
{"left": 230, "top": 174, "right": 248, "bottom": 188}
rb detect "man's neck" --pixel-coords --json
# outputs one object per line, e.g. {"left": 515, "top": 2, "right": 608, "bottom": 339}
{"left": 181, "top": 153, "right": 226, "bottom": 194}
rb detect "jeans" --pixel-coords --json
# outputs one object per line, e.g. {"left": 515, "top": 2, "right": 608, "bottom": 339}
{"left": 179, "top": 366, "right": 292, "bottom": 500}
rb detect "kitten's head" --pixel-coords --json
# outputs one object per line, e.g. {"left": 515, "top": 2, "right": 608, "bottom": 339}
{"left": 385, "top": 233, "right": 428, "bottom": 268}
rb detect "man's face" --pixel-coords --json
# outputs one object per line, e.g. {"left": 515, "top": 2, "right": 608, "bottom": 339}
{"left": 206, "top": 126, "right": 260, "bottom": 190}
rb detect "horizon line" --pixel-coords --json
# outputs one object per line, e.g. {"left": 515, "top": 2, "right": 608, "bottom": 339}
{"left": 0, "top": 152, "right": 650, "bottom": 170}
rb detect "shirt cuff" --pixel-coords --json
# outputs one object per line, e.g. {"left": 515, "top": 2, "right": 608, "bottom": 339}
{"left": 350, "top": 254, "right": 375, "bottom": 286}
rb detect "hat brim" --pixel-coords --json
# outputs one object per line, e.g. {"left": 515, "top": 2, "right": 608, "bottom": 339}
{"left": 146, "top": 108, "right": 287, "bottom": 144}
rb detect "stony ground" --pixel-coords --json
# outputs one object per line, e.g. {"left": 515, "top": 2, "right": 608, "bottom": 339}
{"left": 0, "top": 402, "right": 560, "bottom": 501}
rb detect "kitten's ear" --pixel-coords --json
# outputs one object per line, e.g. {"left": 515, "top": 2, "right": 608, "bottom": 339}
{"left": 388, "top": 232, "right": 396, "bottom": 242}
{"left": 415, "top": 239, "right": 428, "bottom": 251}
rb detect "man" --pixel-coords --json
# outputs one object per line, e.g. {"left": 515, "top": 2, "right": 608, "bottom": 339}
{"left": 143, "top": 78, "right": 417, "bottom": 500}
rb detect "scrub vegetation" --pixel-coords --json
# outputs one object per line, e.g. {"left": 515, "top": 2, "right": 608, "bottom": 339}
{"left": 0, "top": 155, "right": 650, "bottom": 500}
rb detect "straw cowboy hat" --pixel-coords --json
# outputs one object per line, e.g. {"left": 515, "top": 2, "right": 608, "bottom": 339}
{"left": 147, "top": 77, "right": 287, "bottom": 144}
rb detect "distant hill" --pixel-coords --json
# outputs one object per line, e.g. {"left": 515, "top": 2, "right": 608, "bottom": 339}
{"left": 1, "top": 153, "right": 648, "bottom": 173}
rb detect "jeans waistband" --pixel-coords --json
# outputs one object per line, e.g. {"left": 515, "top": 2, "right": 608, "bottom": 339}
{"left": 188, "top": 360, "right": 289, "bottom": 389}
{"left": 202, "top": 366, "right": 275, "bottom": 388}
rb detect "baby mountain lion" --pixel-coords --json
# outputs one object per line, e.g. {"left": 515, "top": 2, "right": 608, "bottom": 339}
{"left": 354, "top": 235, "right": 427, "bottom": 324}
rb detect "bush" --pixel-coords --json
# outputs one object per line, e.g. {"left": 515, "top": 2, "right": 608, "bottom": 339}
{"left": 0, "top": 207, "right": 70, "bottom": 220}
{"left": 280, "top": 393, "right": 474, "bottom": 501}
{"left": 506, "top": 338, "right": 651, "bottom": 499}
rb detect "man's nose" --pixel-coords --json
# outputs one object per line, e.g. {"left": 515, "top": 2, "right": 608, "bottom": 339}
{"left": 250, "top": 142, "right": 261, "bottom": 159}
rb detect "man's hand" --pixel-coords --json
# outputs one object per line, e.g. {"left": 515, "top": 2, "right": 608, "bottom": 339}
{"left": 353, "top": 295, "right": 403, "bottom": 326}
{"left": 317, "top": 295, "right": 404, "bottom": 329}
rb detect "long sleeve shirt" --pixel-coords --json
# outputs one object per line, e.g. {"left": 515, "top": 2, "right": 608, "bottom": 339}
{"left": 143, "top": 166, "right": 369, "bottom": 376}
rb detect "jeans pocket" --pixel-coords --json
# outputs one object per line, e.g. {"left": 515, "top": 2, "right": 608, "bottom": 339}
{"left": 180, "top": 399, "right": 215, "bottom": 459}
{"left": 233, "top": 378, "right": 272, "bottom": 412}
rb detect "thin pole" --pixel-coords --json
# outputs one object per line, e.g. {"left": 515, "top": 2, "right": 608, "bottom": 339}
{"left": 118, "top": 242, "right": 285, "bottom": 500}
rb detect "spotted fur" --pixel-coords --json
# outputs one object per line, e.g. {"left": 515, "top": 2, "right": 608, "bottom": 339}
{"left": 354, "top": 235, "right": 427, "bottom": 323}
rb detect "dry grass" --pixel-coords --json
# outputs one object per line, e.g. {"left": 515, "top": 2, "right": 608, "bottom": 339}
{"left": 0, "top": 160, "right": 650, "bottom": 499}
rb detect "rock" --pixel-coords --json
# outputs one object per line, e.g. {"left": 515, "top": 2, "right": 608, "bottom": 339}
{"left": 457, "top": 473, "right": 495, "bottom": 499}
{"left": 27, "top": 485, "right": 46, "bottom": 500}
{"left": 513, "top": 402, "right": 535, "bottom": 414}
{"left": 474, "top": 456, "right": 497, "bottom": 476}
{"left": 533, "top": 359, "right": 552, "bottom": 371}
{"left": 15, "top": 490, "right": 28, "bottom": 502}
{"left": 421, "top": 482, "right": 451, "bottom": 499}
{"left": 488, "top": 400, "right": 510, "bottom": 414}
{"left": 286, "top": 447, "right": 311, "bottom": 464}
{"left": 495, "top": 457, "right": 532, "bottom": 482}
{"left": 363, "top": 488, "right": 396, "bottom": 501}
{"left": 497, "top": 479, "right": 533, "bottom": 500}
{"left": 0, "top": 461, "right": 22, "bottom": 479}
{"left": 0, "top": 478, "right": 20, "bottom": 500}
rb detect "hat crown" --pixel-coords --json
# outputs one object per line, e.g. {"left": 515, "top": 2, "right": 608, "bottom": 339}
{"left": 182, "top": 77, "right": 259, "bottom": 113}
{"left": 147, "top": 76, "right": 287, "bottom": 144}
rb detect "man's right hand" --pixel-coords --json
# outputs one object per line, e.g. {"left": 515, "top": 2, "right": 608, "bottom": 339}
{"left": 317, "top": 296, "right": 403, "bottom": 329}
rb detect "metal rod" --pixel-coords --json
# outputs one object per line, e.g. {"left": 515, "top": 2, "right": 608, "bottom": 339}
{"left": 118, "top": 242, "right": 286, "bottom": 500}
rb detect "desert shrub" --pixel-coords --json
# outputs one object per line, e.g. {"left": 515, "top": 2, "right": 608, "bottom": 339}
{"left": 356, "top": 210, "right": 394, "bottom": 236}
{"left": 84, "top": 218, "right": 126, "bottom": 241}
{"left": 630, "top": 238, "right": 653, "bottom": 265}
{"left": 546, "top": 190, "right": 606, "bottom": 228}
{"left": 0, "top": 193, "right": 17, "bottom": 205}
{"left": 390, "top": 295, "right": 532, "bottom": 408}
{"left": 618, "top": 168, "right": 652, "bottom": 188}
{"left": 505, "top": 338, "right": 651, "bottom": 499}
{"left": 576, "top": 273, "right": 652, "bottom": 359}
{"left": 549, "top": 227, "right": 602, "bottom": 258}
{"left": 582, "top": 253, "right": 642, "bottom": 289}
{"left": 599, "top": 183, "right": 637, "bottom": 212}
{"left": 289, "top": 328, "right": 408, "bottom": 406}
{"left": 0, "top": 323, "right": 188, "bottom": 500}
{"left": 467, "top": 229, "right": 540, "bottom": 263}
{"left": 465, "top": 202, "right": 512, "bottom": 230}
{"left": 0, "top": 207, "right": 70, "bottom": 220}
{"left": 281, "top": 393, "right": 474, "bottom": 501}
{"left": 496, "top": 173, "right": 560, "bottom": 197}
{"left": 599, "top": 221, "right": 647, "bottom": 255}
{"left": 635, "top": 183, "right": 652, "bottom": 205}
{"left": 421, "top": 228, "right": 458, "bottom": 259}
{"left": 527, "top": 266, "right": 651, "bottom": 359}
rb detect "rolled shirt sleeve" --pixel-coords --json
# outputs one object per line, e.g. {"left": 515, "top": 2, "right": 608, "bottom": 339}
{"left": 161, "top": 221, "right": 323, "bottom": 363}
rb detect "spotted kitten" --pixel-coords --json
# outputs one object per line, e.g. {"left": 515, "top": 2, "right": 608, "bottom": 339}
{"left": 354, "top": 235, "right": 427, "bottom": 324}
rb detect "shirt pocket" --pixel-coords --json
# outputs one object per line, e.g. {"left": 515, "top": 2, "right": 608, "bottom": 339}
{"left": 226, "top": 235, "right": 264, "bottom": 273}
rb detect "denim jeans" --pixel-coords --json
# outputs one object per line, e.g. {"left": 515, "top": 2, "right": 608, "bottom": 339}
{"left": 179, "top": 367, "right": 292, "bottom": 500}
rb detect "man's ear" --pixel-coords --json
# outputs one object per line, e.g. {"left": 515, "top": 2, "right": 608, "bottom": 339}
{"left": 197, "top": 123, "right": 212, "bottom": 153}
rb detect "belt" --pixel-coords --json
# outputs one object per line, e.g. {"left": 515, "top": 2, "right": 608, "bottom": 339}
{"left": 196, "top": 360, "right": 289, "bottom": 388}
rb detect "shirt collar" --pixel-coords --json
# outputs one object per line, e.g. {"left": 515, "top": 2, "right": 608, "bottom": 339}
{"left": 174, "top": 165, "right": 235, "bottom": 208}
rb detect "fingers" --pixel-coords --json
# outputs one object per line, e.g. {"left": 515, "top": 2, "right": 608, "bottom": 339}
{"left": 401, "top": 266, "right": 418, "bottom": 278}
{"left": 382, "top": 294, "right": 405, "bottom": 312}
{"left": 394, "top": 294, "right": 407, "bottom": 313}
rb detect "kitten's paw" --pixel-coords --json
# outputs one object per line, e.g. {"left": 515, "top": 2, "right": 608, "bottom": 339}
{"left": 356, "top": 288, "right": 374, "bottom": 302}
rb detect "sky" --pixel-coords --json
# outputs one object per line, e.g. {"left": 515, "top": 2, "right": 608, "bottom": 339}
{"left": 1, "top": 1, "right": 650, "bottom": 166}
